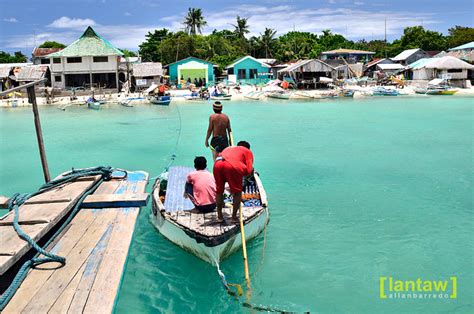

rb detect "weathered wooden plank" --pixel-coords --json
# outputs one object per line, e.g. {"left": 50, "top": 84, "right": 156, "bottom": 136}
{"left": 25, "top": 197, "right": 71, "bottom": 205}
{"left": 83, "top": 208, "right": 139, "bottom": 314}
{"left": 0, "top": 224, "right": 49, "bottom": 256}
{"left": 17, "top": 211, "right": 118, "bottom": 313}
{"left": 2, "top": 211, "right": 99, "bottom": 312}
{"left": 81, "top": 193, "right": 149, "bottom": 208}
{"left": 67, "top": 222, "right": 113, "bottom": 313}
{"left": 0, "top": 196, "right": 9, "bottom": 208}
{"left": 48, "top": 263, "right": 87, "bottom": 314}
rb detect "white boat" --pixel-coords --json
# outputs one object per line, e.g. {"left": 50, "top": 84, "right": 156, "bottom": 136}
{"left": 148, "top": 95, "right": 171, "bottom": 105}
{"left": 244, "top": 91, "right": 265, "bottom": 100}
{"left": 184, "top": 95, "right": 208, "bottom": 101}
{"left": 210, "top": 94, "right": 232, "bottom": 101}
{"left": 151, "top": 166, "right": 269, "bottom": 265}
{"left": 266, "top": 91, "right": 291, "bottom": 99}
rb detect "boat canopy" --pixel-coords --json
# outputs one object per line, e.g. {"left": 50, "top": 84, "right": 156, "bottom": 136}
{"left": 144, "top": 83, "right": 158, "bottom": 94}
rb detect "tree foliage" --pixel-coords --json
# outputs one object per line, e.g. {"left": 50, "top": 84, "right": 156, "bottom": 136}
{"left": 38, "top": 41, "right": 66, "bottom": 48}
{"left": 0, "top": 51, "right": 28, "bottom": 63}
{"left": 137, "top": 9, "right": 472, "bottom": 68}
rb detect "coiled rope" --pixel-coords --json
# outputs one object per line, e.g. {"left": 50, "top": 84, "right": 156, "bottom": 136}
{"left": 0, "top": 166, "right": 123, "bottom": 310}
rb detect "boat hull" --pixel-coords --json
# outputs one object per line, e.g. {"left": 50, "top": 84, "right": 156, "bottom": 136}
{"left": 151, "top": 205, "right": 269, "bottom": 265}
{"left": 87, "top": 102, "right": 101, "bottom": 110}
{"left": 267, "top": 93, "right": 291, "bottom": 99}
{"left": 210, "top": 95, "right": 232, "bottom": 101}
{"left": 148, "top": 96, "right": 171, "bottom": 105}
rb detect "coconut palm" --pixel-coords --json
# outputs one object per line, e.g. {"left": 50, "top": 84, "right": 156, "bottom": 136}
{"left": 183, "top": 8, "right": 207, "bottom": 35}
{"left": 258, "top": 28, "right": 277, "bottom": 58}
{"left": 232, "top": 16, "right": 250, "bottom": 39}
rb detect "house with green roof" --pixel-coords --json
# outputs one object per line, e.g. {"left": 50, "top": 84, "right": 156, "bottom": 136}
{"left": 47, "top": 26, "right": 123, "bottom": 90}
{"left": 226, "top": 55, "right": 273, "bottom": 84}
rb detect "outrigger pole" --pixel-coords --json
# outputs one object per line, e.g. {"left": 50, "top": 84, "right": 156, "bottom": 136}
{"left": 0, "top": 79, "right": 51, "bottom": 182}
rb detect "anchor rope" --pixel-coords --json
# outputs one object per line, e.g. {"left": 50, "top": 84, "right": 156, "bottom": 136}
{"left": 0, "top": 166, "right": 122, "bottom": 310}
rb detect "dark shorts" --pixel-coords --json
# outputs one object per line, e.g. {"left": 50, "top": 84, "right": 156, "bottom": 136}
{"left": 195, "top": 203, "right": 216, "bottom": 213}
{"left": 210, "top": 136, "right": 229, "bottom": 153}
{"left": 185, "top": 183, "right": 216, "bottom": 213}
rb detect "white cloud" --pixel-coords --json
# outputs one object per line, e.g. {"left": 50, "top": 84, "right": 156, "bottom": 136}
{"left": 125, "top": 12, "right": 132, "bottom": 16}
{"left": 354, "top": 1, "right": 364, "bottom": 5}
{"left": 4, "top": 17, "right": 18, "bottom": 23}
{"left": 48, "top": 17, "right": 97, "bottom": 29}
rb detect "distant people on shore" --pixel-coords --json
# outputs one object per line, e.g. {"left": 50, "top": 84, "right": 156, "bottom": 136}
{"left": 205, "top": 101, "right": 232, "bottom": 161}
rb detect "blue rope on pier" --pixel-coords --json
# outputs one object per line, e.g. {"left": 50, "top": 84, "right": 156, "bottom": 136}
{"left": 0, "top": 166, "right": 119, "bottom": 310}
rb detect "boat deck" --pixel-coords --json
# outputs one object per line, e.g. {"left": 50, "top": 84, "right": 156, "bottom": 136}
{"left": 164, "top": 205, "right": 264, "bottom": 237}
{"left": 1, "top": 170, "right": 149, "bottom": 313}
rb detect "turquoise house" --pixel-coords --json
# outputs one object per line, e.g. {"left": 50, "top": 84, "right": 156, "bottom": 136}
{"left": 165, "top": 57, "right": 215, "bottom": 87}
{"left": 226, "top": 56, "right": 273, "bottom": 84}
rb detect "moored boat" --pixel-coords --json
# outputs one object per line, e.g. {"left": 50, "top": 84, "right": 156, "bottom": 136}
{"left": 151, "top": 166, "right": 269, "bottom": 265}
{"left": 148, "top": 95, "right": 171, "bottom": 105}
{"left": 87, "top": 101, "right": 101, "bottom": 110}
{"left": 372, "top": 87, "right": 399, "bottom": 96}
{"left": 267, "top": 91, "right": 291, "bottom": 99}
{"left": 210, "top": 94, "right": 232, "bottom": 101}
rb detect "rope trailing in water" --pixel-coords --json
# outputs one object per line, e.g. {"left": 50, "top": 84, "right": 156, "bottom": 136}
{"left": 0, "top": 166, "right": 121, "bottom": 310}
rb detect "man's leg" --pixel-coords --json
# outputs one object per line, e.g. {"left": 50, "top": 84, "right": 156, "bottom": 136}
{"left": 211, "top": 149, "right": 218, "bottom": 161}
{"left": 231, "top": 192, "right": 242, "bottom": 222}
{"left": 216, "top": 193, "right": 224, "bottom": 221}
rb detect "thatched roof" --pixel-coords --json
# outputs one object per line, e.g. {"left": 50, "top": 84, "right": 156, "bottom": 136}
{"left": 15, "top": 65, "right": 49, "bottom": 81}
{"left": 47, "top": 27, "right": 123, "bottom": 57}
{"left": 132, "top": 62, "right": 163, "bottom": 77}
{"left": 425, "top": 56, "right": 474, "bottom": 69}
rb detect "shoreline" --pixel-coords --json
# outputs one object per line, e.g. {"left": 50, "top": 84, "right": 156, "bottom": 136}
{"left": 1, "top": 85, "right": 473, "bottom": 108}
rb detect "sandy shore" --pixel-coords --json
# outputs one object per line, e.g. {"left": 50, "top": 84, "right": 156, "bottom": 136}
{"left": 1, "top": 84, "right": 473, "bottom": 108}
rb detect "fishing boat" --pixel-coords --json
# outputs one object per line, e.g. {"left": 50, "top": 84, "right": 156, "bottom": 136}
{"left": 372, "top": 87, "right": 399, "bottom": 96}
{"left": 340, "top": 89, "right": 355, "bottom": 97}
{"left": 148, "top": 95, "right": 171, "bottom": 106}
{"left": 210, "top": 94, "right": 232, "bottom": 101}
{"left": 184, "top": 95, "right": 208, "bottom": 101}
{"left": 120, "top": 97, "right": 145, "bottom": 107}
{"left": 86, "top": 101, "right": 101, "bottom": 110}
{"left": 266, "top": 91, "right": 291, "bottom": 99}
{"left": 244, "top": 91, "right": 264, "bottom": 100}
{"left": 426, "top": 88, "right": 457, "bottom": 95}
{"left": 151, "top": 166, "right": 269, "bottom": 265}
{"left": 415, "top": 79, "right": 458, "bottom": 95}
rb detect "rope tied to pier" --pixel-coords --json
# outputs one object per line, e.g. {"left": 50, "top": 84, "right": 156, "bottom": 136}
{"left": 0, "top": 166, "right": 120, "bottom": 310}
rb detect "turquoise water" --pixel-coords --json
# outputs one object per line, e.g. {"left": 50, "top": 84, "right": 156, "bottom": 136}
{"left": 0, "top": 97, "right": 472, "bottom": 313}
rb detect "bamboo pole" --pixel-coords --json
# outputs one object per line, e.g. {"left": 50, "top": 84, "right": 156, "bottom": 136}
{"left": 239, "top": 203, "right": 251, "bottom": 291}
{"left": 27, "top": 85, "right": 50, "bottom": 183}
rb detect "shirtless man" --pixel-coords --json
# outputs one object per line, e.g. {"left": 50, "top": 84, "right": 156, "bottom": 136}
{"left": 205, "top": 101, "right": 232, "bottom": 161}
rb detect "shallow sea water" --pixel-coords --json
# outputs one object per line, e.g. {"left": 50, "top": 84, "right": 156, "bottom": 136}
{"left": 0, "top": 97, "right": 472, "bottom": 313}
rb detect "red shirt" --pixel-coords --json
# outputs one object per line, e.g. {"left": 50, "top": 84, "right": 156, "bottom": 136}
{"left": 220, "top": 146, "right": 254, "bottom": 176}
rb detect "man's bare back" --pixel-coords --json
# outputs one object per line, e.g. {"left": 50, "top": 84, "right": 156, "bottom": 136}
{"left": 209, "top": 113, "right": 230, "bottom": 137}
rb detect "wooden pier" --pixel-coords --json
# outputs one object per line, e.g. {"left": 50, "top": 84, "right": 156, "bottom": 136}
{"left": 0, "top": 169, "right": 149, "bottom": 313}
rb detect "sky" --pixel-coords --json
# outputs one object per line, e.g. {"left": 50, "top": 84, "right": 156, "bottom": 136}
{"left": 0, "top": 0, "right": 473, "bottom": 54}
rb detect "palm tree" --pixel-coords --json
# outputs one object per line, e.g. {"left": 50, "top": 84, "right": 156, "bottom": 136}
{"left": 258, "top": 28, "right": 277, "bottom": 58}
{"left": 183, "top": 8, "right": 207, "bottom": 35}
{"left": 232, "top": 16, "right": 250, "bottom": 39}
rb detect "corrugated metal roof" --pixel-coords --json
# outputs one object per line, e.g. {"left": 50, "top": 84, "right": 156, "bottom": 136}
{"left": 278, "top": 59, "right": 335, "bottom": 73}
{"left": 425, "top": 56, "right": 474, "bottom": 69}
{"left": 226, "top": 55, "right": 271, "bottom": 69}
{"left": 377, "top": 63, "right": 406, "bottom": 70}
{"left": 0, "top": 66, "right": 12, "bottom": 78}
{"left": 132, "top": 62, "right": 163, "bottom": 77}
{"left": 47, "top": 27, "right": 123, "bottom": 57}
{"left": 449, "top": 41, "right": 474, "bottom": 51}
{"left": 15, "top": 65, "right": 49, "bottom": 81}
{"left": 321, "top": 48, "right": 375, "bottom": 55}
{"left": 392, "top": 48, "right": 424, "bottom": 61}
{"left": 408, "top": 58, "right": 437, "bottom": 70}
{"left": 33, "top": 47, "right": 63, "bottom": 57}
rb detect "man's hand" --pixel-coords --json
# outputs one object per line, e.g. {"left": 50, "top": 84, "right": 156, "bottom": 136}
{"left": 205, "top": 141, "right": 209, "bottom": 148}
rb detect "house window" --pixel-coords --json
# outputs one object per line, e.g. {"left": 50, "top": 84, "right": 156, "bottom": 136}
{"left": 228, "top": 68, "right": 234, "bottom": 75}
{"left": 447, "top": 69, "right": 462, "bottom": 73}
{"left": 55, "top": 76, "right": 62, "bottom": 82}
{"left": 249, "top": 69, "right": 258, "bottom": 79}
{"left": 93, "top": 56, "right": 108, "bottom": 62}
{"left": 67, "top": 57, "right": 82, "bottom": 63}
{"left": 53, "top": 58, "right": 61, "bottom": 64}
{"left": 237, "top": 69, "right": 246, "bottom": 79}
{"left": 40, "top": 59, "right": 50, "bottom": 64}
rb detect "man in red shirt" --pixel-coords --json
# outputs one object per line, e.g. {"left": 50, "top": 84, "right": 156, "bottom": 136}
{"left": 213, "top": 141, "right": 254, "bottom": 223}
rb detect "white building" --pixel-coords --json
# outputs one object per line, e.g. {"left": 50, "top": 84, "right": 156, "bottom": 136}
{"left": 47, "top": 27, "right": 124, "bottom": 91}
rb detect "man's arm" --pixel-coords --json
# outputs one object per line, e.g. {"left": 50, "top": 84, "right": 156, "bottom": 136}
{"left": 205, "top": 116, "right": 213, "bottom": 147}
{"left": 244, "top": 150, "right": 254, "bottom": 176}
{"left": 227, "top": 118, "right": 233, "bottom": 145}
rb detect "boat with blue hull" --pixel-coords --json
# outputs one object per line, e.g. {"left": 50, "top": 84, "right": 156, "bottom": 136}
{"left": 148, "top": 95, "right": 171, "bottom": 106}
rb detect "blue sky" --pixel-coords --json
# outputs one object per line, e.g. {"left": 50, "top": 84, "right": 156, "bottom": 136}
{"left": 0, "top": 0, "right": 472, "bottom": 54}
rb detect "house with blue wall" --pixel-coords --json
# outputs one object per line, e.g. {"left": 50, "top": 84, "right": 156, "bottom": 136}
{"left": 165, "top": 57, "right": 215, "bottom": 87}
{"left": 226, "top": 56, "right": 273, "bottom": 84}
